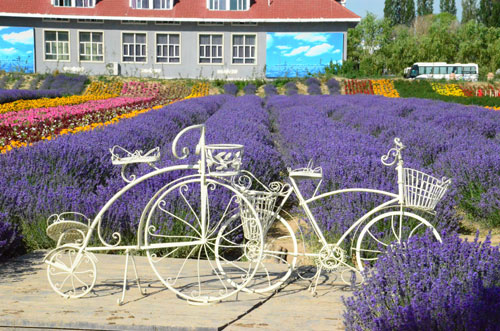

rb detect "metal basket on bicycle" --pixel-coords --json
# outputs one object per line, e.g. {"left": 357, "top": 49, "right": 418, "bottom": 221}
{"left": 403, "top": 168, "right": 451, "bottom": 212}
{"left": 234, "top": 172, "right": 292, "bottom": 241}
{"left": 205, "top": 144, "right": 244, "bottom": 177}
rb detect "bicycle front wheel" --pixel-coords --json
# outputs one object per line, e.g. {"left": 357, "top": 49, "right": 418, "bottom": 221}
{"left": 354, "top": 210, "right": 441, "bottom": 271}
{"left": 144, "top": 177, "right": 263, "bottom": 304}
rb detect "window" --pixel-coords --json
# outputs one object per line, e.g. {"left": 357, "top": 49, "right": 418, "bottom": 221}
{"left": 456, "top": 66, "right": 463, "bottom": 74}
{"left": 232, "top": 34, "right": 255, "bottom": 64}
{"left": 199, "top": 34, "right": 223, "bottom": 64}
{"left": 43, "top": 18, "right": 70, "bottom": 23}
{"left": 464, "top": 66, "right": 477, "bottom": 74}
{"left": 155, "top": 21, "right": 181, "bottom": 25}
{"left": 198, "top": 22, "right": 225, "bottom": 26}
{"left": 447, "top": 66, "right": 454, "bottom": 74}
{"left": 123, "top": 33, "right": 147, "bottom": 62}
{"left": 231, "top": 22, "right": 257, "bottom": 26}
{"left": 156, "top": 34, "right": 180, "bottom": 63}
{"left": 423, "top": 66, "right": 432, "bottom": 75}
{"left": 208, "top": 0, "right": 248, "bottom": 11}
{"left": 79, "top": 31, "right": 103, "bottom": 62}
{"left": 121, "top": 20, "right": 148, "bottom": 25}
{"left": 44, "top": 30, "right": 70, "bottom": 61}
{"left": 438, "top": 66, "right": 446, "bottom": 74}
{"left": 53, "top": 0, "right": 94, "bottom": 7}
{"left": 130, "top": 0, "right": 172, "bottom": 9}
{"left": 78, "top": 19, "right": 104, "bottom": 23}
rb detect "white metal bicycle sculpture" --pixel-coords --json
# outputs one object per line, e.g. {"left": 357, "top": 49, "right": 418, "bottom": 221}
{"left": 43, "top": 124, "right": 451, "bottom": 304}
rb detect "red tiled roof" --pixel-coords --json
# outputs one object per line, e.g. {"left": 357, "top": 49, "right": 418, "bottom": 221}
{"left": 0, "top": 0, "right": 360, "bottom": 21}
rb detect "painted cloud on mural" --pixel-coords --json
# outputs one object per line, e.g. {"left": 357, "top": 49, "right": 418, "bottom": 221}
{"left": 0, "top": 26, "right": 34, "bottom": 73}
{"left": 266, "top": 32, "right": 343, "bottom": 78}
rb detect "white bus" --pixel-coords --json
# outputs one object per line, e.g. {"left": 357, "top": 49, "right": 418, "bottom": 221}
{"left": 407, "top": 62, "right": 479, "bottom": 81}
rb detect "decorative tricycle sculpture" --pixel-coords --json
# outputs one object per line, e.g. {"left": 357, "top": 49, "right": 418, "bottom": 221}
{"left": 43, "top": 124, "right": 451, "bottom": 304}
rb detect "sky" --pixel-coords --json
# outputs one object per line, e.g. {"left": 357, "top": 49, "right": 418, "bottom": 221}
{"left": 345, "top": 0, "right": 463, "bottom": 20}
{"left": 266, "top": 32, "right": 344, "bottom": 77}
{"left": 0, "top": 26, "right": 34, "bottom": 72}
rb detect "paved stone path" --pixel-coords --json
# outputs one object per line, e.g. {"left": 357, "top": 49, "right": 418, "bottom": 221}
{"left": 0, "top": 252, "right": 351, "bottom": 330}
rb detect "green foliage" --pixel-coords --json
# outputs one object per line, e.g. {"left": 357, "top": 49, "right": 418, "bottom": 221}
{"left": 385, "top": 0, "right": 415, "bottom": 26}
{"left": 461, "top": 0, "right": 478, "bottom": 23}
{"left": 393, "top": 79, "right": 500, "bottom": 107}
{"left": 479, "top": 0, "right": 500, "bottom": 27}
{"left": 417, "top": 0, "right": 434, "bottom": 16}
{"left": 440, "top": 0, "right": 457, "bottom": 15}
{"left": 347, "top": 13, "right": 500, "bottom": 77}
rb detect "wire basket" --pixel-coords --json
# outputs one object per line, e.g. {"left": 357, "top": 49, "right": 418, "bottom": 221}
{"left": 205, "top": 144, "right": 244, "bottom": 177}
{"left": 238, "top": 190, "right": 280, "bottom": 241}
{"left": 403, "top": 168, "right": 451, "bottom": 211}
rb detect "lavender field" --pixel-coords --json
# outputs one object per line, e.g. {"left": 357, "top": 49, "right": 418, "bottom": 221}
{"left": 1, "top": 94, "right": 500, "bottom": 256}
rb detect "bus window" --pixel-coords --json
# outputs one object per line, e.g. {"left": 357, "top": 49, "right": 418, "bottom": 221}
{"left": 464, "top": 66, "right": 473, "bottom": 74}
{"left": 439, "top": 67, "right": 447, "bottom": 74}
{"left": 456, "top": 66, "right": 463, "bottom": 74}
{"left": 447, "top": 67, "right": 454, "bottom": 74}
{"left": 424, "top": 67, "right": 432, "bottom": 74}
{"left": 469, "top": 67, "right": 477, "bottom": 74}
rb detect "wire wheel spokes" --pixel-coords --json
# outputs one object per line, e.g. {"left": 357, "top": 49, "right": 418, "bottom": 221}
{"left": 239, "top": 215, "right": 298, "bottom": 294}
{"left": 145, "top": 177, "right": 263, "bottom": 303}
{"left": 354, "top": 211, "right": 441, "bottom": 271}
{"left": 45, "top": 247, "right": 97, "bottom": 299}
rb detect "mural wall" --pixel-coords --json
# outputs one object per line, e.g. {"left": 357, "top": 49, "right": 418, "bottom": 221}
{"left": 266, "top": 32, "right": 343, "bottom": 78}
{"left": 0, "top": 27, "right": 34, "bottom": 73}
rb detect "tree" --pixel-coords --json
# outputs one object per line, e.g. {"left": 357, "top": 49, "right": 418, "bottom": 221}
{"left": 417, "top": 0, "right": 434, "bottom": 16}
{"left": 478, "top": 0, "right": 500, "bottom": 27}
{"left": 385, "top": 0, "right": 415, "bottom": 26}
{"left": 440, "top": 0, "right": 457, "bottom": 15}
{"left": 461, "top": 0, "right": 478, "bottom": 23}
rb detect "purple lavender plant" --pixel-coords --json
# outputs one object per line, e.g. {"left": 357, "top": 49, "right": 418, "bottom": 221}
{"left": 243, "top": 84, "right": 256, "bottom": 95}
{"left": 305, "top": 77, "right": 321, "bottom": 86}
{"left": 326, "top": 78, "right": 340, "bottom": 95}
{"left": 223, "top": 83, "right": 239, "bottom": 96}
{"left": 0, "top": 89, "right": 63, "bottom": 104}
{"left": 343, "top": 233, "right": 500, "bottom": 331}
{"left": 0, "top": 212, "right": 25, "bottom": 262}
{"left": 307, "top": 83, "right": 322, "bottom": 95}
{"left": 263, "top": 84, "right": 278, "bottom": 97}
{"left": 284, "top": 82, "right": 298, "bottom": 96}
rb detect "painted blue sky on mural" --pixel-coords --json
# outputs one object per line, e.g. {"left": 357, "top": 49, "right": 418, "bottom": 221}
{"left": 266, "top": 32, "right": 343, "bottom": 78}
{"left": 0, "top": 26, "right": 34, "bottom": 73}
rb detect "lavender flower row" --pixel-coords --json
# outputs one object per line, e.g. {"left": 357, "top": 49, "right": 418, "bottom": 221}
{"left": 0, "top": 89, "right": 63, "bottom": 104}
{"left": 39, "top": 74, "right": 88, "bottom": 95}
{"left": 267, "top": 95, "right": 459, "bottom": 239}
{"left": 343, "top": 233, "right": 500, "bottom": 330}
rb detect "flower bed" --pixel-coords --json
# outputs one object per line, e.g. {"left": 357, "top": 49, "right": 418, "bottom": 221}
{"left": 431, "top": 82, "right": 465, "bottom": 97}
{"left": 372, "top": 79, "right": 400, "bottom": 98}
{"left": 343, "top": 79, "right": 374, "bottom": 95}
{"left": 84, "top": 81, "right": 123, "bottom": 96}
{"left": 0, "top": 97, "right": 154, "bottom": 148}
{"left": 0, "top": 89, "right": 63, "bottom": 104}
{"left": 39, "top": 74, "right": 87, "bottom": 95}
{"left": 0, "top": 93, "right": 118, "bottom": 115}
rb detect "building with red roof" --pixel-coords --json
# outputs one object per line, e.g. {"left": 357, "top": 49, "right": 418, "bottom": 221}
{"left": 0, "top": 0, "right": 360, "bottom": 78}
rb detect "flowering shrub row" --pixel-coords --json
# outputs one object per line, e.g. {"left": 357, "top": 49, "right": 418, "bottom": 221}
{"left": 343, "top": 79, "right": 374, "bottom": 95}
{"left": 344, "top": 233, "right": 500, "bottom": 330}
{"left": 39, "top": 74, "right": 88, "bottom": 95}
{"left": 0, "top": 89, "right": 63, "bottom": 104}
{"left": 0, "top": 213, "right": 24, "bottom": 262}
{"left": 121, "top": 81, "right": 161, "bottom": 98}
{"left": 371, "top": 79, "right": 400, "bottom": 98}
{"left": 0, "top": 97, "right": 155, "bottom": 149}
{"left": 185, "top": 82, "right": 210, "bottom": 99}
{"left": 431, "top": 82, "right": 466, "bottom": 97}
{"left": 84, "top": 81, "right": 123, "bottom": 96}
{"left": 0, "top": 93, "right": 117, "bottom": 115}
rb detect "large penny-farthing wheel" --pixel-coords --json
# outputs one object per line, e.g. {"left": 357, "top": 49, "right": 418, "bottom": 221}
{"left": 144, "top": 176, "right": 263, "bottom": 304}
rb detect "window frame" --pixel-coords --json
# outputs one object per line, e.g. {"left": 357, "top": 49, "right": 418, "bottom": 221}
{"left": 197, "top": 33, "right": 224, "bottom": 65}
{"left": 43, "top": 29, "right": 71, "bottom": 62}
{"left": 78, "top": 30, "right": 105, "bottom": 63}
{"left": 207, "top": 0, "right": 249, "bottom": 11}
{"left": 121, "top": 31, "right": 148, "bottom": 63}
{"left": 155, "top": 32, "right": 181, "bottom": 65}
{"left": 129, "top": 0, "right": 173, "bottom": 9}
{"left": 53, "top": 0, "right": 95, "bottom": 8}
{"left": 230, "top": 33, "right": 257, "bottom": 66}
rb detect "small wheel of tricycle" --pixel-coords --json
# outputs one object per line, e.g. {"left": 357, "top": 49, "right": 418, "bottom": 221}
{"left": 354, "top": 210, "right": 441, "bottom": 271}
{"left": 45, "top": 245, "right": 97, "bottom": 299}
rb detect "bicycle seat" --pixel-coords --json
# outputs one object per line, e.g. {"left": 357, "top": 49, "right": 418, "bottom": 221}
{"left": 288, "top": 161, "right": 323, "bottom": 180}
